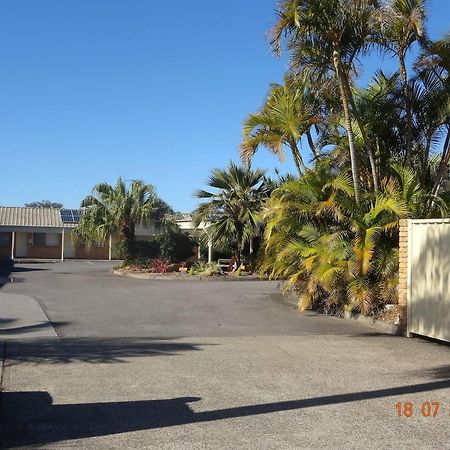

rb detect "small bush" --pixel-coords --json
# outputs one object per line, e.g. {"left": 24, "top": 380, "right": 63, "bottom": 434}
{"left": 154, "top": 230, "right": 195, "bottom": 262}
{"left": 115, "top": 240, "right": 160, "bottom": 266}
{"left": 150, "top": 258, "right": 170, "bottom": 273}
{"left": 191, "top": 261, "right": 223, "bottom": 276}
{"left": 204, "top": 262, "right": 223, "bottom": 276}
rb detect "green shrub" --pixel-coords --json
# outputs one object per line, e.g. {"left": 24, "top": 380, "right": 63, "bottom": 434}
{"left": 204, "top": 262, "right": 223, "bottom": 276}
{"left": 115, "top": 239, "right": 160, "bottom": 266}
{"left": 191, "top": 261, "right": 223, "bottom": 276}
{"left": 154, "top": 230, "right": 195, "bottom": 262}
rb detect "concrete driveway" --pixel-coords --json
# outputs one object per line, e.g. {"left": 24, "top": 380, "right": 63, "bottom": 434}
{"left": 1, "top": 261, "right": 450, "bottom": 449}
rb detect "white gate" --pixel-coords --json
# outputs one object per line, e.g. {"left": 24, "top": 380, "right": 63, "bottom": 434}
{"left": 407, "top": 219, "right": 450, "bottom": 342}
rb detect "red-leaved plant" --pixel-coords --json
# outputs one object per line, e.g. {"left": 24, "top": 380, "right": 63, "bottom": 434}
{"left": 150, "top": 258, "right": 170, "bottom": 273}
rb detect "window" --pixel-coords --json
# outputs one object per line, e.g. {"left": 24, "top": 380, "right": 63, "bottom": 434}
{"left": 0, "top": 232, "right": 11, "bottom": 247}
{"left": 33, "top": 233, "right": 46, "bottom": 246}
{"left": 46, "top": 233, "right": 60, "bottom": 247}
{"left": 33, "top": 233, "right": 60, "bottom": 247}
{"left": 77, "top": 239, "right": 104, "bottom": 248}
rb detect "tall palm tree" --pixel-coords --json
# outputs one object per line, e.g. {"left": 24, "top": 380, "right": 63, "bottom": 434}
{"left": 193, "top": 162, "right": 269, "bottom": 262}
{"left": 376, "top": 0, "right": 427, "bottom": 166}
{"left": 270, "top": 0, "right": 380, "bottom": 203}
{"left": 241, "top": 77, "right": 322, "bottom": 175}
{"left": 418, "top": 32, "right": 450, "bottom": 94}
{"left": 75, "top": 178, "right": 157, "bottom": 251}
{"left": 417, "top": 33, "right": 450, "bottom": 199}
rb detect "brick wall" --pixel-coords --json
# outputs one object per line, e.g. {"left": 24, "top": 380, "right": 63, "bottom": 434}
{"left": 28, "top": 232, "right": 62, "bottom": 259}
{"left": 398, "top": 219, "right": 408, "bottom": 335}
{"left": 74, "top": 245, "right": 109, "bottom": 260}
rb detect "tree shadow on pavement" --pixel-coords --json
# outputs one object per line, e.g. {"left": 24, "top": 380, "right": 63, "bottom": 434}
{"left": 4, "top": 337, "right": 211, "bottom": 364}
{"left": 12, "top": 266, "right": 49, "bottom": 273}
{"left": 2, "top": 376, "right": 450, "bottom": 448}
{"left": 0, "top": 321, "right": 68, "bottom": 336}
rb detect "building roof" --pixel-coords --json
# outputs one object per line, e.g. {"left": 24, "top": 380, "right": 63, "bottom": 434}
{"left": 0, "top": 207, "right": 79, "bottom": 228}
{"left": 173, "top": 212, "right": 193, "bottom": 221}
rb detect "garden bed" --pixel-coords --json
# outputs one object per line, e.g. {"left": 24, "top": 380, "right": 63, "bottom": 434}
{"left": 113, "top": 269, "right": 268, "bottom": 281}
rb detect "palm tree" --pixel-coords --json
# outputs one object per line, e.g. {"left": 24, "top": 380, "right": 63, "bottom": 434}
{"left": 241, "top": 77, "right": 322, "bottom": 175}
{"left": 75, "top": 178, "right": 157, "bottom": 252}
{"left": 193, "top": 162, "right": 270, "bottom": 262}
{"left": 262, "top": 162, "right": 409, "bottom": 314}
{"left": 418, "top": 32, "right": 450, "bottom": 94}
{"left": 417, "top": 33, "right": 450, "bottom": 199}
{"left": 270, "top": 0, "right": 380, "bottom": 202}
{"left": 376, "top": 0, "right": 427, "bottom": 166}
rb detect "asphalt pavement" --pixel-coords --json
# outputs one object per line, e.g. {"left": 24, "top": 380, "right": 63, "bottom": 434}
{"left": 1, "top": 260, "right": 450, "bottom": 449}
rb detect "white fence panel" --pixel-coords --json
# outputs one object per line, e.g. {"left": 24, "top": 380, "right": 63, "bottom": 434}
{"left": 408, "top": 219, "right": 450, "bottom": 342}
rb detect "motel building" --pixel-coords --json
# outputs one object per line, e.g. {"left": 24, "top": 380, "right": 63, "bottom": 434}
{"left": 0, "top": 207, "right": 207, "bottom": 262}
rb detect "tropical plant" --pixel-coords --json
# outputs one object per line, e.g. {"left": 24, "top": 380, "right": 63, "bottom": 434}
{"left": 74, "top": 178, "right": 158, "bottom": 256}
{"left": 241, "top": 76, "right": 322, "bottom": 174}
{"left": 193, "top": 162, "right": 270, "bottom": 262}
{"left": 376, "top": 0, "right": 427, "bottom": 166}
{"left": 262, "top": 163, "right": 409, "bottom": 314}
{"left": 270, "top": 0, "right": 381, "bottom": 201}
{"left": 149, "top": 258, "right": 170, "bottom": 274}
{"left": 234, "top": 0, "right": 450, "bottom": 317}
{"left": 191, "top": 261, "right": 223, "bottom": 276}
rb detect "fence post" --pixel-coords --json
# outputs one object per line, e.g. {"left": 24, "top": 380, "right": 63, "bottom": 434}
{"left": 398, "top": 219, "right": 409, "bottom": 336}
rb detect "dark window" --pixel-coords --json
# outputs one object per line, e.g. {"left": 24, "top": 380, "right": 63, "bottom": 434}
{"left": 33, "top": 233, "right": 46, "bottom": 246}
{"left": 0, "top": 232, "right": 11, "bottom": 247}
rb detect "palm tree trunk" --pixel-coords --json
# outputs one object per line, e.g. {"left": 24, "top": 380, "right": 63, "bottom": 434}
{"left": 421, "top": 134, "right": 432, "bottom": 185}
{"left": 121, "top": 223, "right": 136, "bottom": 260}
{"left": 289, "top": 139, "right": 306, "bottom": 175}
{"left": 344, "top": 78, "right": 379, "bottom": 191}
{"left": 399, "top": 54, "right": 413, "bottom": 167}
{"left": 306, "top": 130, "right": 318, "bottom": 159}
{"left": 333, "top": 49, "right": 361, "bottom": 204}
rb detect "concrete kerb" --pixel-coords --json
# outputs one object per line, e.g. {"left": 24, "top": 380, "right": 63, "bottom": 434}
{"left": 112, "top": 270, "right": 269, "bottom": 282}
{"left": 278, "top": 285, "right": 402, "bottom": 336}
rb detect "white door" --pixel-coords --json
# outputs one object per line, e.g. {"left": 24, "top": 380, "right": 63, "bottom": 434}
{"left": 15, "top": 232, "right": 28, "bottom": 257}
{"left": 64, "top": 231, "right": 75, "bottom": 258}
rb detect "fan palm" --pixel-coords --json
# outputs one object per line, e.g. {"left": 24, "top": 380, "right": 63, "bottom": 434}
{"left": 193, "top": 162, "right": 270, "bottom": 262}
{"left": 75, "top": 178, "right": 157, "bottom": 252}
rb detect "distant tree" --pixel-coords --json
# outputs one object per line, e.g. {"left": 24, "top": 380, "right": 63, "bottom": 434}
{"left": 193, "top": 162, "right": 270, "bottom": 262}
{"left": 25, "top": 200, "right": 63, "bottom": 208}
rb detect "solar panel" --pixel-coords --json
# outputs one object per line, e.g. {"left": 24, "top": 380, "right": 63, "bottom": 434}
{"left": 60, "top": 209, "right": 82, "bottom": 224}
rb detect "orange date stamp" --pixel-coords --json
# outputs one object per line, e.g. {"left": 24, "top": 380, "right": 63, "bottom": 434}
{"left": 396, "top": 402, "right": 443, "bottom": 417}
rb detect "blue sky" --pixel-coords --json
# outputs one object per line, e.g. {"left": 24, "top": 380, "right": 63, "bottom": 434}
{"left": 1, "top": 1, "right": 449, "bottom": 212}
